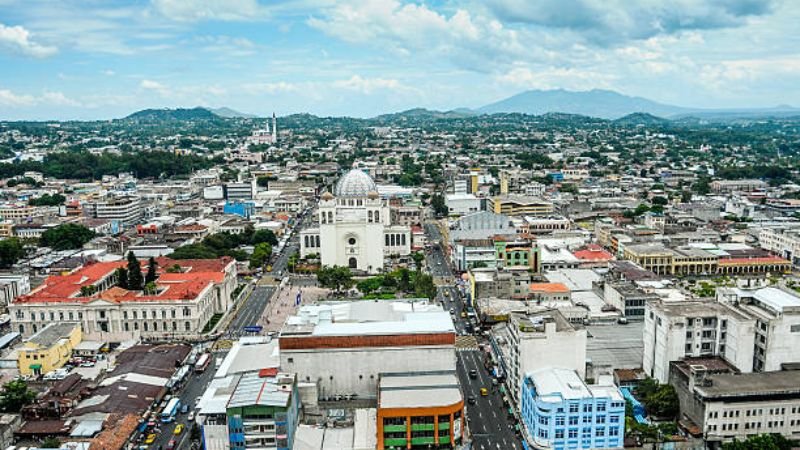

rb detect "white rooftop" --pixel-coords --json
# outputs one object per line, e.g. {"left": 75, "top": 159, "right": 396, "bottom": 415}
{"left": 527, "top": 367, "right": 624, "bottom": 403}
{"left": 379, "top": 372, "right": 462, "bottom": 409}
{"left": 216, "top": 338, "right": 279, "bottom": 378}
{"left": 285, "top": 301, "right": 455, "bottom": 337}
{"left": 528, "top": 367, "right": 591, "bottom": 401}
{"left": 750, "top": 287, "right": 800, "bottom": 312}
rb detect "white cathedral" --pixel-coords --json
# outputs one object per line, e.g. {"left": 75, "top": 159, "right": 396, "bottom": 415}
{"left": 300, "top": 169, "right": 411, "bottom": 273}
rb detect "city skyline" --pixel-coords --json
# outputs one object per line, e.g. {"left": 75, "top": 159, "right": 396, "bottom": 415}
{"left": 1, "top": 0, "right": 799, "bottom": 120}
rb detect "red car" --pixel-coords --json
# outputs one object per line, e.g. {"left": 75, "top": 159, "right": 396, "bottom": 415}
{"left": 166, "top": 439, "right": 177, "bottom": 450}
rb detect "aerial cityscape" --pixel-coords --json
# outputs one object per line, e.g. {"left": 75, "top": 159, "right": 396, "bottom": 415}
{"left": 1, "top": 1, "right": 800, "bottom": 450}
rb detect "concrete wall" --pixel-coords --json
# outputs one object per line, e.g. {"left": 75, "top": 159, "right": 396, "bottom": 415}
{"left": 280, "top": 346, "right": 456, "bottom": 399}
{"left": 765, "top": 312, "right": 800, "bottom": 371}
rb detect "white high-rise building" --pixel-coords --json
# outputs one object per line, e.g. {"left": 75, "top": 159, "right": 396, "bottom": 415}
{"left": 300, "top": 169, "right": 411, "bottom": 273}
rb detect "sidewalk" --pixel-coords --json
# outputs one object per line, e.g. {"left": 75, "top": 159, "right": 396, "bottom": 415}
{"left": 257, "top": 283, "right": 330, "bottom": 333}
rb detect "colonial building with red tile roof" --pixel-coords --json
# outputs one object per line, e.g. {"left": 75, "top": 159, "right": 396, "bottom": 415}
{"left": 9, "top": 257, "right": 236, "bottom": 341}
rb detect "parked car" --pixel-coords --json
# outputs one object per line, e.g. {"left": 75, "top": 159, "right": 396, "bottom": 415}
{"left": 144, "top": 434, "right": 157, "bottom": 444}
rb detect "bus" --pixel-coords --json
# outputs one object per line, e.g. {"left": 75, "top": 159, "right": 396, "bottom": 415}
{"left": 194, "top": 353, "right": 211, "bottom": 373}
{"left": 160, "top": 398, "right": 181, "bottom": 423}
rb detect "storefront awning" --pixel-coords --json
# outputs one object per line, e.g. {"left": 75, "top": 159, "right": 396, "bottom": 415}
{"left": 29, "top": 364, "right": 42, "bottom": 370}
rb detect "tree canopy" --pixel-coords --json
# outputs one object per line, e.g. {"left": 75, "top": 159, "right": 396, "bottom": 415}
{"left": 0, "top": 379, "right": 36, "bottom": 412}
{"left": 39, "top": 223, "right": 95, "bottom": 250}
{"left": 721, "top": 434, "right": 794, "bottom": 450}
{"left": 28, "top": 193, "right": 66, "bottom": 206}
{"left": 249, "top": 243, "right": 272, "bottom": 269}
{"left": 126, "top": 251, "right": 144, "bottom": 290}
{"left": 0, "top": 238, "right": 25, "bottom": 269}
{"left": 316, "top": 265, "right": 354, "bottom": 293}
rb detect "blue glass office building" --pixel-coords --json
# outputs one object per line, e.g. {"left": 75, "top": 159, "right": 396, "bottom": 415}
{"left": 520, "top": 368, "right": 625, "bottom": 450}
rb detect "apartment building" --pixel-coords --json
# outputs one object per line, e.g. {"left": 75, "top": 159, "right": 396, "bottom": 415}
{"left": 669, "top": 360, "right": 800, "bottom": 447}
{"left": 520, "top": 368, "right": 625, "bottom": 450}
{"left": 710, "top": 179, "right": 766, "bottom": 193}
{"left": 86, "top": 195, "right": 144, "bottom": 226}
{"left": 226, "top": 372, "right": 300, "bottom": 450}
{"left": 488, "top": 195, "right": 554, "bottom": 217}
{"left": 645, "top": 286, "right": 800, "bottom": 382}
{"left": 759, "top": 227, "right": 800, "bottom": 267}
{"left": 505, "top": 310, "right": 587, "bottom": 405}
{"left": 643, "top": 300, "right": 756, "bottom": 383}
{"left": 718, "top": 287, "right": 800, "bottom": 372}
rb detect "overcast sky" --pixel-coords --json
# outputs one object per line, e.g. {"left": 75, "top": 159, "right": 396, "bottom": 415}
{"left": 1, "top": 0, "right": 799, "bottom": 120}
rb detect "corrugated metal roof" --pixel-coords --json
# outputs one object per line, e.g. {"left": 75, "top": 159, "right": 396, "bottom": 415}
{"left": 227, "top": 372, "right": 291, "bottom": 409}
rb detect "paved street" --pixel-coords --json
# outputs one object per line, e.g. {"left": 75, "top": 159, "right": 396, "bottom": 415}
{"left": 150, "top": 209, "right": 311, "bottom": 450}
{"left": 424, "top": 221, "right": 523, "bottom": 450}
{"left": 227, "top": 285, "right": 275, "bottom": 331}
{"left": 150, "top": 364, "right": 216, "bottom": 450}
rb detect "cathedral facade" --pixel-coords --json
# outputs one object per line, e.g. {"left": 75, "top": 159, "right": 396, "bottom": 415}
{"left": 300, "top": 169, "right": 411, "bottom": 273}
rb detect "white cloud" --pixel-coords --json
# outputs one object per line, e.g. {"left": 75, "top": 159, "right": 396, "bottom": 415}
{"left": 242, "top": 82, "right": 301, "bottom": 95}
{"left": 41, "top": 91, "right": 82, "bottom": 107}
{"left": 0, "top": 88, "right": 80, "bottom": 107}
{"left": 195, "top": 35, "right": 258, "bottom": 56}
{"left": 151, "top": 0, "right": 266, "bottom": 21}
{"left": 140, "top": 79, "right": 171, "bottom": 96}
{"left": 495, "top": 66, "right": 617, "bottom": 91}
{"left": 333, "top": 75, "right": 402, "bottom": 94}
{"left": 0, "top": 23, "right": 57, "bottom": 57}
{"left": 308, "top": 0, "right": 529, "bottom": 71}
{"left": 0, "top": 89, "right": 36, "bottom": 107}
{"left": 486, "top": 0, "right": 777, "bottom": 44}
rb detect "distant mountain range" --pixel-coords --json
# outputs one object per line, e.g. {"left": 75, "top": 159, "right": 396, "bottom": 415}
{"left": 119, "top": 90, "right": 799, "bottom": 124}
{"left": 123, "top": 106, "right": 256, "bottom": 121}
{"left": 207, "top": 107, "right": 257, "bottom": 119}
{"left": 473, "top": 88, "right": 799, "bottom": 120}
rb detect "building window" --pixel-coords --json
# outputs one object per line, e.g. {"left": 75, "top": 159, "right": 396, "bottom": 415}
{"left": 123, "top": 311, "right": 128, "bottom": 320}
{"left": 569, "top": 403, "right": 579, "bottom": 413}
{"left": 348, "top": 237, "right": 356, "bottom": 246}
{"left": 568, "top": 429, "right": 577, "bottom": 439}
{"left": 185, "top": 321, "right": 191, "bottom": 331}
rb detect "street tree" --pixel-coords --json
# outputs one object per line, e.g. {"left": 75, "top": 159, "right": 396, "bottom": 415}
{"left": 126, "top": 251, "right": 144, "bottom": 290}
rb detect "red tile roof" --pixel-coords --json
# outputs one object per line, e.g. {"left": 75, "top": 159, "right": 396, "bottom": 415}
{"left": 718, "top": 256, "right": 790, "bottom": 266}
{"left": 529, "top": 283, "right": 570, "bottom": 294}
{"left": 573, "top": 244, "right": 614, "bottom": 261}
{"left": 14, "top": 257, "right": 233, "bottom": 305}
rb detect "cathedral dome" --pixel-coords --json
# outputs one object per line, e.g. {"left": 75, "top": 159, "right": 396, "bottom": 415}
{"left": 334, "top": 169, "right": 378, "bottom": 198}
